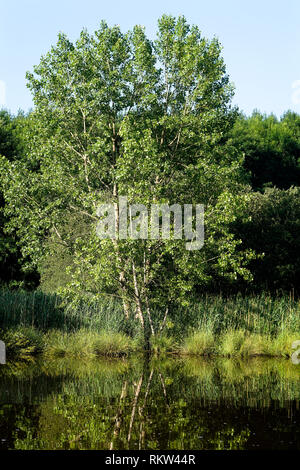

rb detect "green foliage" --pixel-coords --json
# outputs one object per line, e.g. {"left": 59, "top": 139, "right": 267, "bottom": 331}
{"left": 1, "top": 326, "right": 44, "bottom": 358}
{"left": 232, "top": 186, "right": 300, "bottom": 292}
{"left": 0, "top": 110, "right": 27, "bottom": 161}
{"left": 38, "top": 212, "right": 92, "bottom": 293}
{"left": 229, "top": 111, "right": 300, "bottom": 191}
{"left": 0, "top": 110, "right": 39, "bottom": 288}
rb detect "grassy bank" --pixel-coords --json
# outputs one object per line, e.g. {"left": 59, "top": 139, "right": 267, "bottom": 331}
{"left": 0, "top": 289, "right": 299, "bottom": 359}
{"left": 1, "top": 326, "right": 299, "bottom": 360}
{"left": 180, "top": 329, "right": 299, "bottom": 357}
{"left": 1, "top": 327, "right": 140, "bottom": 359}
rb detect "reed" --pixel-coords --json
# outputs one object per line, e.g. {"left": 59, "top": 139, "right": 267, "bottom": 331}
{"left": 1, "top": 289, "right": 299, "bottom": 358}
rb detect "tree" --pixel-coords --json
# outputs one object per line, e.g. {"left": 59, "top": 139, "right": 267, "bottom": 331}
{"left": 0, "top": 16, "right": 254, "bottom": 340}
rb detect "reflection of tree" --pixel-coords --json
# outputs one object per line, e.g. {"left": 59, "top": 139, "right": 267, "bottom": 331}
{"left": 1, "top": 357, "right": 299, "bottom": 450}
{"left": 138, "top": 369, "right": 154, "bottom": 449}
{"left": 110, "top": 366, "right": 156, "bottom": 450}
{"left": 108, "top": 365, "right": 251, "bottom": 450}
{"left": 110, "top": 380, "right": 127, "bottom": 450}
{"left": 128, "top": 375, "right": 143, "bottom": 445}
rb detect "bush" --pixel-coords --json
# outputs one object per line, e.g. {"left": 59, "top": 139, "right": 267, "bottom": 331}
{"left": 1, "top": 327, "right": 44, "bottom": 358}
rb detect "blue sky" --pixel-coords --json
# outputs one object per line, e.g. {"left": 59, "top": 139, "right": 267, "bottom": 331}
{"left": 1, "top": 0, "right": 300, "bottom": 117}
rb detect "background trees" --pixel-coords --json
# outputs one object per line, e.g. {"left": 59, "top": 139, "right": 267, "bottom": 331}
{"left": 0, "top": 110, "right": 39, "bottom": 288}
{"left": 231, "top": 187, "right": 300, "bottom": 294}
{"left": 229, "top": 111, "right": 300, "bottom": 191}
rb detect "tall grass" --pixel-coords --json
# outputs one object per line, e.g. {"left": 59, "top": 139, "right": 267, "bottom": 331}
{"left": 43, "top": 329, "right": 139, "bottom": 358}
{"left": 1, "top": 327, "right": 140, "bottom": 359}
{"left": 181, "top": 329, "right": 300, "bottom": 357}
{"left": 0, "top": 289, "right": 139, "bottom": 334}
{"left": 0, "top": 289, "right": 299, "bottom": 358}
{"left": 1, "top": 290, "right": 299, "bottom": 335}
{"left": 171, "top": 292, "right": 300, "bottom": 339}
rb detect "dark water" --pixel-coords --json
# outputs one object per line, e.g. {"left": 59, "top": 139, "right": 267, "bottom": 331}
{"left": 0, "top": 356, "right": 299, "bottom": 450}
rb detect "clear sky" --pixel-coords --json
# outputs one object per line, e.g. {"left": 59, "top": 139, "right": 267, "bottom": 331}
{"left": 1, "top": 0, "right": 300, "bottom": 117}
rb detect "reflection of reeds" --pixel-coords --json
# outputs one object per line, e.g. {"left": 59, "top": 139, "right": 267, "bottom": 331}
{"left": 179, "top": 356, "right": 300, "bottom": 407}
{"left": 1, "top": 355, "right": 300, "bottom": 451}
{"left": 182, "top": 355, "right": 300, "bottom": 384}
{"left": 2, "top": 355, "right": 299, "bottom": 403}
{"left": 0, "top": 356, "right": 131, "bottom": 381}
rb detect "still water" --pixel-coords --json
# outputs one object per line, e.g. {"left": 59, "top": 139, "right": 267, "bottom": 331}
{"left": 0, "top": 356, "right": 299, "bottom": 450}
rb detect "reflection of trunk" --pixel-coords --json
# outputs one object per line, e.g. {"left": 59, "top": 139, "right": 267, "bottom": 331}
{"left": 159, "top": 372, "right": 170, "bottom": 408}
{"left": 110, "top": 380, "right": 128, "bottom": 450}
{"left": 138, "top": 421, "right": 145, "bottom": 449}
{"left": 127, "top": 374, "right": 143, "bottom": 446}
{"left": 143, "top": 369, "right": 154, "bottom": 404}
{"left": 138, "top": 369, "right": 154, "bottom": 449}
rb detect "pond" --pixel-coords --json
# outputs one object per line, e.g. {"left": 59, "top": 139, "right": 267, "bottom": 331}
{"left": 0, "top": 356, "right": 299, "bottom": 450}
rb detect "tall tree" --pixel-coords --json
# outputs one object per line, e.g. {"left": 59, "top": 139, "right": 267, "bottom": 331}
{"left": 0, "top": 16, "right": 254, "bottom": 337}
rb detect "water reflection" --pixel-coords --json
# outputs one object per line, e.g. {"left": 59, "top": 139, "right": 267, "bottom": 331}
{"left": 0, "top": 356, "right": 299, "bottom": 450}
